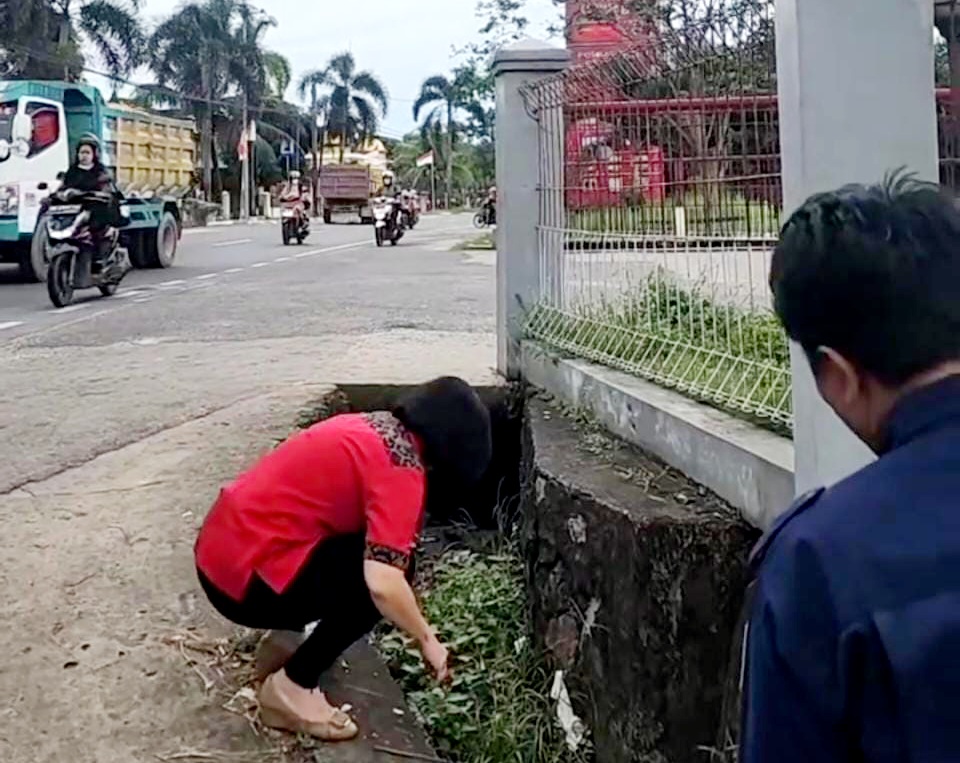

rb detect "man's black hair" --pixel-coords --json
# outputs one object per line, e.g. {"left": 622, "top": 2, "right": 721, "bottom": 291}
{"left": 392, "top": 376, "right": 492, "bottom": 485}
{"left": 770, "top": 170, "right": 960, "bottom": 385}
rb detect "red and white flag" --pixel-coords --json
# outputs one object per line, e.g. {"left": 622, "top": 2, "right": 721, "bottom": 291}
{"left": 416, "top": 150, "right": 435, "bottom": 168}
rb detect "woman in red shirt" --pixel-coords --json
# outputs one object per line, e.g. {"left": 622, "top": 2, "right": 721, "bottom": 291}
{"left": 195, "top": 377, "right": 491, "bottom": 741}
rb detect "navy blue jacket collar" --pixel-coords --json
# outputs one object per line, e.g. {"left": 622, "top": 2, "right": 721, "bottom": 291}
{"left": 885, "top": 375, "right": 960, "bottom": 452}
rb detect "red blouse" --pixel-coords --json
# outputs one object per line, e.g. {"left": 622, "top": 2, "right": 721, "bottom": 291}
{"left": 195, "top": 412, "right": 425, "bottom": 601}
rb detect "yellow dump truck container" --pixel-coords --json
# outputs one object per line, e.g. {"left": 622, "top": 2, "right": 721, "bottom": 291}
{"left": 103, "top": 103, "right": 197, "bottom": 198}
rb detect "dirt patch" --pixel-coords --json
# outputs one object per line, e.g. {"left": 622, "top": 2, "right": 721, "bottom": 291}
{"left": 162, "top": 628, "right": 438, "bottom": 763}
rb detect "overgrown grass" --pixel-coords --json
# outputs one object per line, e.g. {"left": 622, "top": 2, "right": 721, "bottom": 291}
{"left": 378, "top": 547, "right": 591, "bottom": 763}
{"left": 526, "top": 276, "right": 793, "bottom": 433}
{"left": 569, "top": 192, "right": 781, "bottom": 239}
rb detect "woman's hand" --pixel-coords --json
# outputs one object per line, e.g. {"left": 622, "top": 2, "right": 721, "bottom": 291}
{"left": 419, "top": 632, "right": 451, "bottom": 683}
{"left": 365, "top": 560, "right": 449, "bottom": 682}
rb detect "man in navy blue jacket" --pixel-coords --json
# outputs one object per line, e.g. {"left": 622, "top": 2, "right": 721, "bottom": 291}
{"left": 740, "top": 172, "right": 960, "bottom": 762}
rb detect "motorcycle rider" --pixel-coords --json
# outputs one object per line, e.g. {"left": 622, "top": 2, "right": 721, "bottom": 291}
{"left": 60, "top": 133, "right": 121, "bottom": 263}
{"left": 398, "top": 190, "right": 414, "bottom": 229}
{"left": 280, "top": 170, "right": 310, "bottom": 231}
{"left": 377, "top": 171, "right": 400, "bottom": 199}
{"left": 482, "top": 186, "right": 497, "bottom": 225}
{"left": 376, "top": 172, "right": 403, "bottom": 230}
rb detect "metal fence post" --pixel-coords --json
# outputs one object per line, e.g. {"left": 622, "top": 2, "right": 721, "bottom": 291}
{"left": 492, "top": 40, "right": 570, "bottom": 380}
{"left": 776, "top": 0, "right": 938, "bottom": 493}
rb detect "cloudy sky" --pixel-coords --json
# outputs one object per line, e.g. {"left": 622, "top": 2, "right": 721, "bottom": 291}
{"left": 88, "top": 0, "right": 562, "bottom": 138}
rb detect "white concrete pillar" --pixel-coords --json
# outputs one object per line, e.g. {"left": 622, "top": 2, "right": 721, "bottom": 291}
{"left": 492, "top": 39, "right": 570, "bottom": 379}
{"left": 776, "top": 0, "right": 939, "bottom": 493}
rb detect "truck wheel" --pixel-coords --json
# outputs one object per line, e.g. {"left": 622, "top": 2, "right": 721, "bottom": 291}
{"left": 19, "top": 219, "right": 49, "bottom": 282}
{"left": 141, "top": 211, "right": 179, "bottom": 269}
{"left": 128, "top": 233, "right": 147, "bottom": 269}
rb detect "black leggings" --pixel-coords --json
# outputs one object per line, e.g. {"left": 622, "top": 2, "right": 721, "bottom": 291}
{"left": 198, "top": 533, "right": 385, "bottom": 689}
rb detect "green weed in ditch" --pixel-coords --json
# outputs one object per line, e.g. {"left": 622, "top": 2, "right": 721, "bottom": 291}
{"left": 378, "top": 547, "right": 590, "bottom": 763}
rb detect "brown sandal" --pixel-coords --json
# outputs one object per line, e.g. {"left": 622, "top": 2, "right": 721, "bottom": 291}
{"left": 258, "top": 673, "right": 359, "bottom": 742}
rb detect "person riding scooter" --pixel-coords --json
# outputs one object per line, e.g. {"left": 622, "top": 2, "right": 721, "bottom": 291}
{"left": 399, "top": 190, "right": 415, "bottom": 229}
{"left": 60, "top": 134, "right": 122, "bottom": 263}
{"left": 280, "top": 171, "right": 310, "bottom": 227}
{"left": 482, "top": 186, "right": 497, "bottom": 226}
{"left": 376, "top": 172, "right": 403, "bottom": 229}
{"left": 377, "top": 171, "right": 400, "bottom": 199}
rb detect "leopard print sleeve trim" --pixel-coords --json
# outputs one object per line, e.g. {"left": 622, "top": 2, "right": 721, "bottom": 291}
{"left": 364, "top": 542, "right": 411, "bottom": 570}
{"left": 362, "top": 411, "right": 423, "bottom": 470}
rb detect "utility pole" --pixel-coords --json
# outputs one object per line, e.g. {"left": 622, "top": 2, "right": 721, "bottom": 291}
{"left": 311, "top": 109, "right": 319, "bottom": 217}
{"left": 240, "top": 93, "right": 249, "bottom": 221}
{"left": 249, "top": 118, "right": 256, "bottom": 217}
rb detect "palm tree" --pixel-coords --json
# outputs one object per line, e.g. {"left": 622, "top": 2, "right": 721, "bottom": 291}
{"left": 298, "top": 52, "right": 388, "bottom": 163}
{"left": 150, "top": 0, "right": 236, "bottom": 198}
{"left": 228, "top": 3, "right": 276, "bottom": 109}
{"left": 263, "top": 52, "right": 292, "bottom": 100}
{"left": 2, "top": 0, "right": 142, "bottom": 82}
{"left": 149, "top": 0, "right": 286, "bottom": 199}
{"left": 413, "top": 70, "right": 474, "bottom": 208}
{"left": 0, "top": 2, "right": 62, "bottom": 78}
{"left": 297, "top": 69, "right": 331, "bottom": 197}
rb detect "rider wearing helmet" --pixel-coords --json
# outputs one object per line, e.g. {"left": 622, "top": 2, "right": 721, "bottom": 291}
{"left": 61, "top": 133, "right": 121, "bottom": 261}
{"left": 376, "top": 172, "right": 403, "bottom": 227}
{"left": 378, "top": 171, "right": 399, "bottom": 199}
{"left": 281, "top": 170, "right": 305, "bottom": 201}
{"left": 62, "top": 134, "right": 113, "bottom": 194}
{"left": 281, "top": 170, "right": 311, "bottom": 210}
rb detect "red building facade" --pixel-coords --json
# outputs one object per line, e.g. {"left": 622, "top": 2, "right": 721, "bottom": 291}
{"left": 566, "top": 0, "right": 656, "bottom": 63}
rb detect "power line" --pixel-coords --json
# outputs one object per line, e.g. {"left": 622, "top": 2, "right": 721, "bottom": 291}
{"left": 1, "top": 39, "right": 410, "bottom": 132}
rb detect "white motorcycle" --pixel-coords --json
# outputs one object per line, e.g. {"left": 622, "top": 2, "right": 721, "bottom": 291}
{"left": 372, "top": 196, "right": 403, "bottom": 247}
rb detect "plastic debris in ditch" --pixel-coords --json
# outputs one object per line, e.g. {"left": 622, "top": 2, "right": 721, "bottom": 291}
{"left": 550, "top": 670, "right": 587, "bottom": 752}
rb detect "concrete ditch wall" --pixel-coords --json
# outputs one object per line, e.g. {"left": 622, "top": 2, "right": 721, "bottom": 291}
{"left": 521, "top": 396, "right": 758, "bottom": 762}
{"left": 522, "top": 342, "right": 796, "bottom": 530}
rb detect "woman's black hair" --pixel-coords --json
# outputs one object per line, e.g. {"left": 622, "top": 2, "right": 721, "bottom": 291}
{"left": 392, "top": 376, "right": 492, "bottom": 485}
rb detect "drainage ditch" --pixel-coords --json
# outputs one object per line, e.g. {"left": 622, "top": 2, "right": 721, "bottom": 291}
{"left": 294, "top": 383, "right": 758, "bottom": 763}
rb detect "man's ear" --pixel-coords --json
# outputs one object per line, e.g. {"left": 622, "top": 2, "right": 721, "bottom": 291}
{"left": 813, "top": 346, "right": 862, "bottom": 406}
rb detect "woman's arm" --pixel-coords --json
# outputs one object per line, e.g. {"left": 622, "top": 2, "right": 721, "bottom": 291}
{"left": 364, "top": 560, "right": 449, "bottom": 681}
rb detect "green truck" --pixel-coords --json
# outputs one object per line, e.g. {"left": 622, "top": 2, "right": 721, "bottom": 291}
{"left": 0, "top": 80, "right": 192, "bottom": 281}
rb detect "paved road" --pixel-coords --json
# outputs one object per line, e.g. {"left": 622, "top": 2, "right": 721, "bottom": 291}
{"left": 0, "top": 215, "right": 491, "bottom": 342}
{"left": 0, "top": 213, "right": 496, "bottom": 492}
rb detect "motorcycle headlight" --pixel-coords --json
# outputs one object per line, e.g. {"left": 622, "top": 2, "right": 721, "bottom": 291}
{"left": 48, "top": 214, "right": 75, "bottom": 232}
{"left": 0, "top": 184, "right": 19, "bottom": 215}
